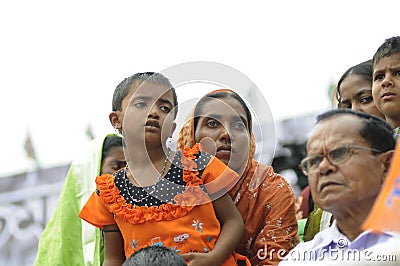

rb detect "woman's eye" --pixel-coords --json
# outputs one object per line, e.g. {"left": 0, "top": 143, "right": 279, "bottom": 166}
{"left": 360, "top": 96, "right": 373, "bottom": 104}
{"left": 233, "top": 122, "right": 246, "bottom": 130}
{"left": 207, "top": 119, "right": 219, "bottom": 128}
{"left": 395, "top": 71, "right": 400, "bottom": 77}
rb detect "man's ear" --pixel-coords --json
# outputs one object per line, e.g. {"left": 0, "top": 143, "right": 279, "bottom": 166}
{"left": 109, "top": 111, "right": 121, "bottom": 131}
{"left": 381, "top": 150, "right": 395, "bottom": 179}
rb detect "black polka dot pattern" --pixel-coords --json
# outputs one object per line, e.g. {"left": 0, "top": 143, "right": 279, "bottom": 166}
{"left": 113, "top": 151, "right": 212, "bottom": 207}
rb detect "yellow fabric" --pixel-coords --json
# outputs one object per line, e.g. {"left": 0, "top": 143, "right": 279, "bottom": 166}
{"left": 303, "top": 207, "right": 324, "bottom": 242}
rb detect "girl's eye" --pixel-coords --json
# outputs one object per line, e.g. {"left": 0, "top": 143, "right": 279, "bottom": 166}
{"left": 160, "top": 106, "right": 171, "bottom": 112}
{"left": 360, "top": 96, "right": 373, "bottom": 104}
{"left": 395, "top": 71, "right": 400, "bottom": 77}
{"left": 134, "top": 101, "right": 147, "bottom": 108}
{"left": 207, "top": 119, "right": 219, "bottom": 128}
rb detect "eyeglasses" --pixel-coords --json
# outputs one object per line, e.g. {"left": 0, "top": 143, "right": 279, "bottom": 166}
{"left": 299, "top": 145, "right": 381, "bottom": 176}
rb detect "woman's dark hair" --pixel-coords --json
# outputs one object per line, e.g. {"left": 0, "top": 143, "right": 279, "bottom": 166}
{"left": 193, "top": 90, "right": 252, "bottom": 133}
{"left": 316, "top": 109, "right": 395, "bottom": 152}
{"left": 102, "top": 135, "right": 123, "bottom": 160}
{"left": 335, "top": 59, "right": 373, "bottom": 105}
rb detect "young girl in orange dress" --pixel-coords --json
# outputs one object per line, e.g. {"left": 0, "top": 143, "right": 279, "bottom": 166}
{"left": 79, "top": 73, "right": 250, "bottom": 266}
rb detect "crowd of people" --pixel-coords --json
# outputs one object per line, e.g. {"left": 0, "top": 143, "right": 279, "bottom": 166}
{"left": 34, "top": 36, "right": 400, "bottom": 265}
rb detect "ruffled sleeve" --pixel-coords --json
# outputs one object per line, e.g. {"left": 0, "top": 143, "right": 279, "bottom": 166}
{"left": 78, "top": 189, "right": 116, "bottom": 229}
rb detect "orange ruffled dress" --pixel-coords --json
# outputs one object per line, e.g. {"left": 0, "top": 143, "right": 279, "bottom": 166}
{"left": 79, "top": 144, "right": 248, "bottom": 265}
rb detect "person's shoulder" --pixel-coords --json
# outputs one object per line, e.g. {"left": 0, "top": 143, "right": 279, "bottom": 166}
{"left": 253, "top": 161, "right": 286, "bottom": 183}
{"left": 281, "top": 228, "right": 334, "bottom": 260}
{"left": 380, "top": 231, "right": 400, "bottom": 243}
{"left": 251, "top": 160, "right": 294, "bottom": 194}
{"left": 360, "top": 231, "right": 400, "bottom": 262}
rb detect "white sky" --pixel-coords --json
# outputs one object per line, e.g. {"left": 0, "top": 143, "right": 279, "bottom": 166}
{"left": 1, "top": 0, "right": 399, "bottom": 177}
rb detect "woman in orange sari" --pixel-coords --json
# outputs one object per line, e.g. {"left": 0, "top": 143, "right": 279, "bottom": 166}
{"left": 178, "top": 89, "right": 299, "bottom": 265}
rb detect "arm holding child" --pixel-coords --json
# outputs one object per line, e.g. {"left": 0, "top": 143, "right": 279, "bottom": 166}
{"left": 182, "top": 193, "right": 244, "bottom": 265}
{"left": 181, "top": 156, "right": 246, "bottom": 266}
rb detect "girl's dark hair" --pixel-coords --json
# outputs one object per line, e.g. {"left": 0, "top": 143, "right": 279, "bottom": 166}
{"left": 193, "top": 90, "right": 252, "bottom": 133}
{"left": 102, "top": 135, "right": 123, "bottom": 160}
{"left": 335, "top": 59, "right": 373, "bottom": 104}
{"left": 112, "top": 72, "right": 178, "bottom": 118}
{"left": 316, "top": 109, "right": 395, "bottom": 152}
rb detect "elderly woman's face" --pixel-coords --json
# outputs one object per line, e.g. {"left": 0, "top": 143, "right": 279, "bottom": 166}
{"left": 194, "top": 97, "right": 250, "bottom": 173}
{"left": 306, "top": 115, "right": 386, "bottom": 212}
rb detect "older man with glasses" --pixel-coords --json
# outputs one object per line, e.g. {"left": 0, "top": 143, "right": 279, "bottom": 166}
{"left": 280, "top": 109, "right": 400, "bottom": 264}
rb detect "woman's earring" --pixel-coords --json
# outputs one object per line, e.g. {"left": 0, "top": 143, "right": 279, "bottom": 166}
{"left": 166, "top": 137, "right": 174, "bottom": 150}
{"left": 114, "top": 125, "right": 121, "bottom": 135}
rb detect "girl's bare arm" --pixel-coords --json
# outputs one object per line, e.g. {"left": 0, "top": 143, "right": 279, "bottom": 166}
{"left": 102, "top": 224, "right": 125, "bottom": 266}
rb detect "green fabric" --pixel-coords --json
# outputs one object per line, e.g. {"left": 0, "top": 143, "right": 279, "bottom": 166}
{"left": 34, "top": 134, "right": 117, "bottom": 266}
{"left": 297, "top": 218, "right": 307, "bottom": 243}
{"left": 303, "top": 207, "right": 323, "bottom": 242}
